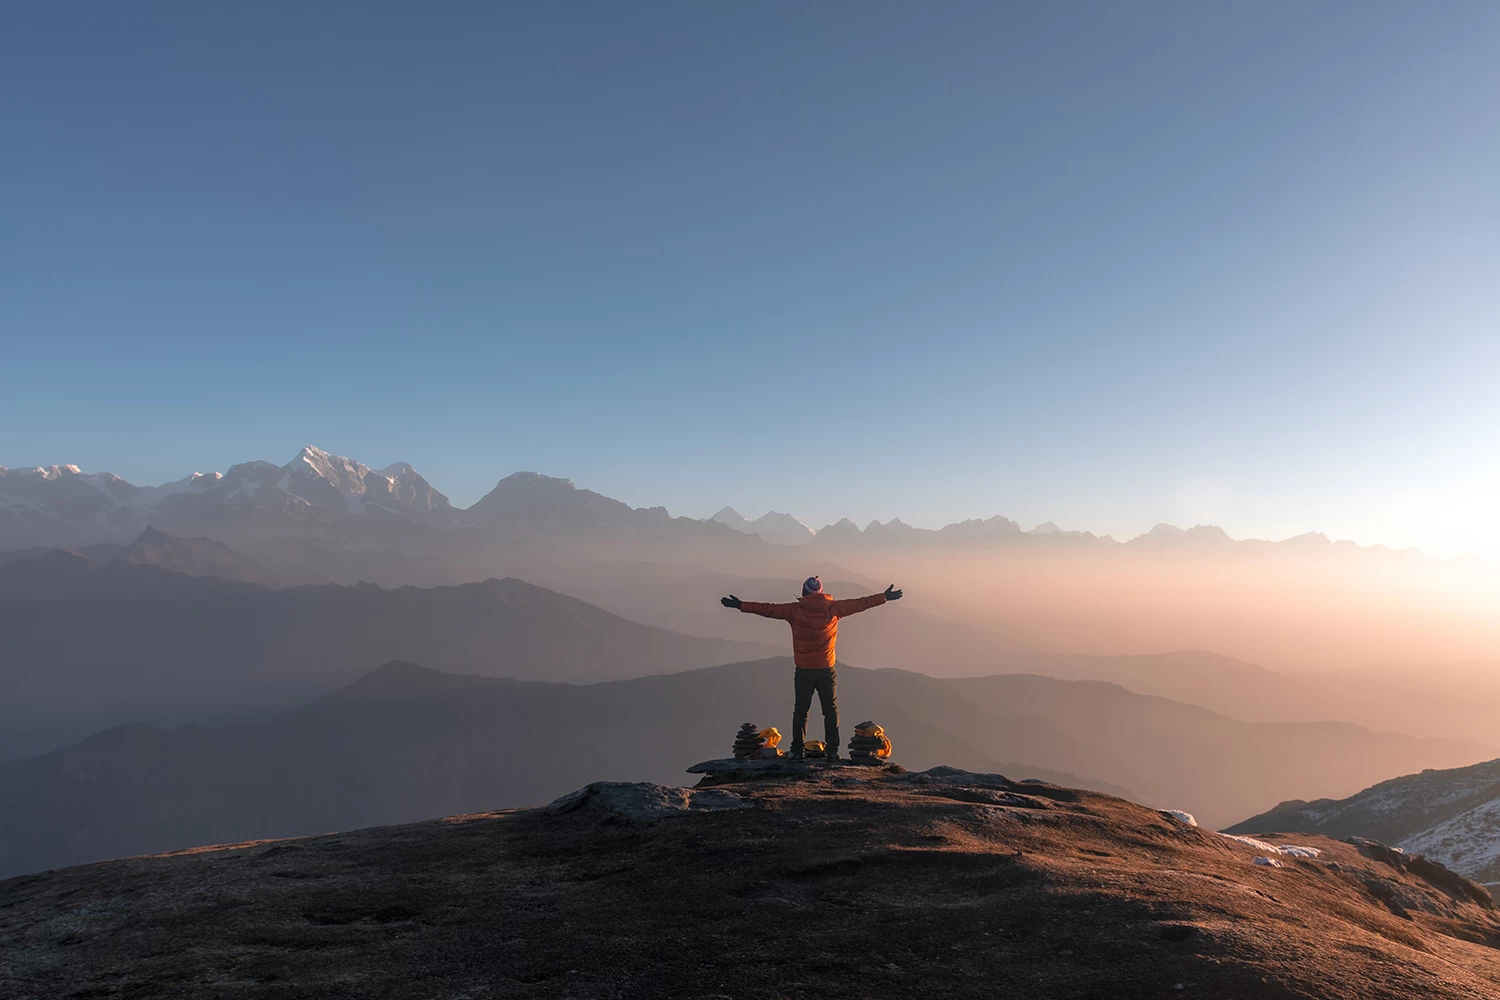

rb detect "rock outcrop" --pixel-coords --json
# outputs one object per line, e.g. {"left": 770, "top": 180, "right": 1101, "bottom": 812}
{"left": 7, "top": 766, "right": 1500, "bottom": 999}
{"left": 547, "top": 781, "right": 749, "bottom": 825}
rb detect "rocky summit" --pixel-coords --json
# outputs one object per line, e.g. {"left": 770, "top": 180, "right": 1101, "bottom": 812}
{"left": 4, "top": 767, "right": 1500, "bottom": 999}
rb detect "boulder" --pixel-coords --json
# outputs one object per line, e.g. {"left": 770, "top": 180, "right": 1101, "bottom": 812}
{"left": 1346, "top": 837, "right": 1494, "bottom": 910}
{"left": 549, "top": 782, "right": 750, "bottom": 825}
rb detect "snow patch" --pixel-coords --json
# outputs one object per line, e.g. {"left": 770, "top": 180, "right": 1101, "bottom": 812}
{"left": 1400, "top": 795, "right": 1500, "bottom": 875}
{"left": 1219, "top": 833, "right": 1320, "bottom": 858}
{"left": 1279, "top": 846, "right": 1322, "bottom": 859}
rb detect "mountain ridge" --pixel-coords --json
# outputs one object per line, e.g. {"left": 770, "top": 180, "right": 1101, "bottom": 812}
{"left": 1227, "top": 758, "right": 1500, "bottom": 884}
{"left": 0, "top": 447, "right": 1443, "bottom": 558}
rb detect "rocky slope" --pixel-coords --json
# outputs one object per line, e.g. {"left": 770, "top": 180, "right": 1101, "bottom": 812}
{"left": 3, "top": 767, "right": 1498, "bottom": 999}
{"left": 1228, "top": 758, "right": 1500, "bottom": 885}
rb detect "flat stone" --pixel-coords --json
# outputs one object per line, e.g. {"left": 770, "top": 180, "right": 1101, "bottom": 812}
{"left": 548, "top": 781, "right": 751, "bottom": 825}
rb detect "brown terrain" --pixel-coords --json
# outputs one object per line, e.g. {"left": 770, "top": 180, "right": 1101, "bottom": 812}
{"left": 3, "top": 765, "right": 1499, "bottom": 999}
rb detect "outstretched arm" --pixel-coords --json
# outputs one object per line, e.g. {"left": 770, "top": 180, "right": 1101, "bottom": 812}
{"left": 830, "top": 585, "right": 902, "bottom": 617}
{"left": 722, "top": 596, "right": 798, "bottom": 620}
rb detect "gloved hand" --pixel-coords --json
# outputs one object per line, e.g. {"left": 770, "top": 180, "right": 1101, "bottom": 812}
{"left": 884, "top": 585, "right": 903, "bottom": 601}
{"left": 721, "top": 595, "right": 742, "bottom": 609}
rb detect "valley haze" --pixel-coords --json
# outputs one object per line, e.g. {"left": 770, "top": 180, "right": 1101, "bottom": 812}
{"left": 5, "top": 445, "right": 1497, "bottom": 676}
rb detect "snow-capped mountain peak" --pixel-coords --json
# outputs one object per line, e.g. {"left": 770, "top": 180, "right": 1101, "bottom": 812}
{"left": 233, "top": 446, "right": 452, "bottom": 519}
{"left": 286, "top": 445, "right": 372, "bottom": 498}
{"left": 2, "top": 464, "right": 85, "bottom": 481}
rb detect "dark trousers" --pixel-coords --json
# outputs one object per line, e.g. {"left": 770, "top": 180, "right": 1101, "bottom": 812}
{"left": 792, "top": 667, "right": 838, "bottom": 757}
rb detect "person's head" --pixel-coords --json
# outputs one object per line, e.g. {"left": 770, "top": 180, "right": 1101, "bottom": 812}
{"left": 802, "top": 575, "right": 823, "bottom": 596}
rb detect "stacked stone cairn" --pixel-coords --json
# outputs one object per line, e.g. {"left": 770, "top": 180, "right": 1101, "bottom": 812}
{"left": 732, "top": 722, "right": 765, "bottom": 759}
{"left": 802, "top": 740, "right": 828, "bottom": 759}
{"left": 848, "top": 721, "right": 893, "bottom": 762}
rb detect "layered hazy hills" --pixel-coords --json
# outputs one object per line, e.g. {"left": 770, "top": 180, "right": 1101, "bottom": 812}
{"left": 1229, "top": 758, "right": 1500, "bottom": 885}
{"left": 0, "top": 525, "right": 284, "bottom": 590}
{"left": 512, "top": 562, "right": 1055, "bottom": 670}
{"left": 11, "top": 445, "right": 1490, "bottom": 673}
{"left": 0, "top": 658, "right": 1118, "bottom": 877}
{"left": 0, "top": 561, "right": 778, "bottom": 759}
{"left": 7, "top": 534, "right": 1500, "bottom": 758}
{"left": 502, "top": 560, "right": 1500, "bottom": 743}
{"left": 3, "top": 656, "right": 1491, "bottom": 877}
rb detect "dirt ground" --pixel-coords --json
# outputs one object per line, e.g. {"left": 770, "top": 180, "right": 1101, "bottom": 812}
{"left": 4, "top": 766, "right": 1500, "bottom": 999}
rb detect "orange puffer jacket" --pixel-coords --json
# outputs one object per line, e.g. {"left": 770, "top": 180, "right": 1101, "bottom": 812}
{"left": 738, "top": 591, "right": 887, "bottom": 669}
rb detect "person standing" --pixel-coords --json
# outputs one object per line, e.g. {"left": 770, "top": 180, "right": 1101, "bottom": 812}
{"left": 721, "top": 576, "right": 902, "bottom": 760}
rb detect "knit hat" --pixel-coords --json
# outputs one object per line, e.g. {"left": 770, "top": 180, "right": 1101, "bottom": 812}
{"left": 802, "top": 575, "right": 823, "bottom": 596}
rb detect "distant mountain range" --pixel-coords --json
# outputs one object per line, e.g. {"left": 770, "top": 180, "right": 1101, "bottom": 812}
{"left": 0, "top": 448, "right": 748, "bottom": 553}
{"left": 1227, "top": 758, "right": 1500, "bottom": 885}
{"left": 0, "top": 445, "right": 1432, "bottom": 559}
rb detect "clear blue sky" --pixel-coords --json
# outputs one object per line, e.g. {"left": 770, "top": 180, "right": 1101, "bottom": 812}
{"left": 3, "top": 3, "right": 1498, "bottom": 556}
